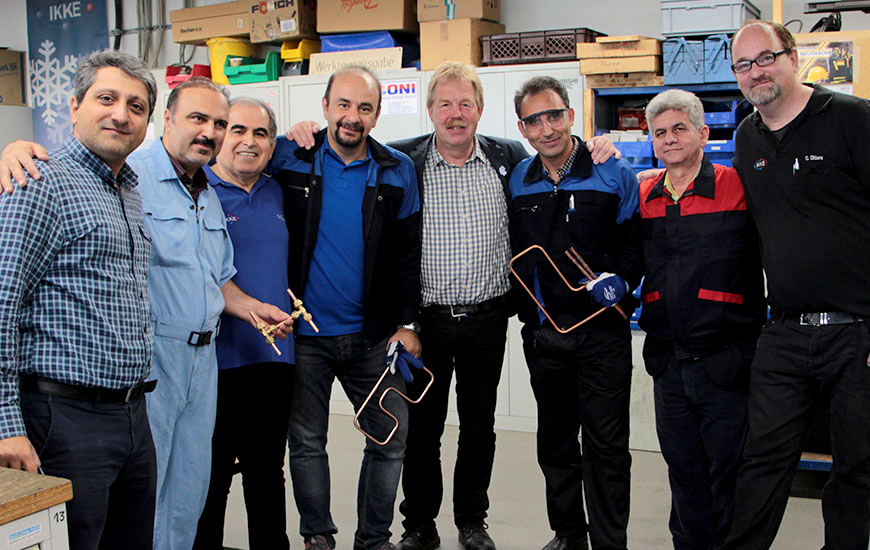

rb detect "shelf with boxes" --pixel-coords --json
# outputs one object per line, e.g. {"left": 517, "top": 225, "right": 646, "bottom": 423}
{"left": 587, "top": 82, "right": 750, "bottom": 171}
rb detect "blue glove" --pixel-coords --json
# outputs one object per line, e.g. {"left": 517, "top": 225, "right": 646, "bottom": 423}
{"left": 586, "top": 272, "right": 628, "bottom": 308}
{"left": 387, "top": 341, "right": 424, "bottom": 382}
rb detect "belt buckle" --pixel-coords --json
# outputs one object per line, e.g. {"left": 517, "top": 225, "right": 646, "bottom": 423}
{"left": 449, "top": 305, "right": 468, "bottom": 319}
{"left": 799, "top": 313, "right": 824, "bottom": 326}
{"left": 187, "top": 330, "right": 213, "bottom": 346}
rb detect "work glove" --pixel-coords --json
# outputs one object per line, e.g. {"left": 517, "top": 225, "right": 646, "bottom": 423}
{"left": 387, "top": 341, "right": 424, "bottom": 383}
{"left": 586, "top": 272, "right": 628, "bottom": 308}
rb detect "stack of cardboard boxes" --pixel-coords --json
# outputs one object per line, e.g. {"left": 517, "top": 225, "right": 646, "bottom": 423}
{"left": 418, "top": 0, "right": 504, "bottom": 70}
{"left": 577, "top": 35, "right": 664, "bottom": 88}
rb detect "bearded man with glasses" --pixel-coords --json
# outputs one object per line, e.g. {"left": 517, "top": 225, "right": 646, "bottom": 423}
{"left": 508, "top": 76, "right": 643, "bottom": 550}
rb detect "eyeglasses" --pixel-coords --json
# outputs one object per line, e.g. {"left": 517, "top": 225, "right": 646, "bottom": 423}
{"left": 731, "top": 50, "right": 789, "bottom": 74}
{"left": 521, "top": 109, "right": 570, "bottom": 132}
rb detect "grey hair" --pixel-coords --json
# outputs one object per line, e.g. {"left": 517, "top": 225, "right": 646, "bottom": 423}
{"left": 166, "top": 76, "right": 230, "bottom": 115}
{"left": 228, "top": 97, "right": 278, "bottom": 143}
{"left": 514, "top": 76, "right": 570, "bottom": 119}
{"left": 324, "top": 65, "right": 382, "bottom": 111}
{"left": 73, "top": 50, "right": 158, "bottom": 118}
{"left": 645, "top": 89, "right": 705, "bottom": 131}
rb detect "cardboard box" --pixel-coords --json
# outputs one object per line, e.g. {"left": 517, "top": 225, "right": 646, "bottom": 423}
{"left": 249, "top": 0, "right": 317, "bottom": 43}
{"left": 417, "top": 0, "right": 499, "bottom": 23}
{"left": 171, "top": 1, "right": 250, "bottom": 45}
{"left": 580, "top": 55, "right": 662, "bottom": 75}
{"left": 318, "top": 0, "right": 417, "bottom": 33}
{"left": 420, "top": 18, "right": 504, "bottom": 70}
{"left": 576, "top": 36, "right": 662, "bottom": 59}
{"left": 308, "top": 47, "right": 404, "bottom": 74}
{"left": 0, "top": 50, "right": 26, "bottom": 107}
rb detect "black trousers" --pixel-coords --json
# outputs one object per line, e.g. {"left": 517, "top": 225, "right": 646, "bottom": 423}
{"left": 522, "top": 324, "right": 632, "bottom": 550}
{"left": 193, "top": 362, "right": 292, "bottom": 550}
{"left": 722, "top": 319, "right": 870, "bottom": 550}
{"left": 20, "top": 390, "right": 156, "bottom": 550}
{"left": 652, "top": 349, "right": 749, "bottom": 550}
{"left": 399, "top": 302, "right": 509, "bottom": 529}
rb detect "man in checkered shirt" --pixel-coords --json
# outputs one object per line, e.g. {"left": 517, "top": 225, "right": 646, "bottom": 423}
{"left": 286, "top": 62, "right": 619, "bottom": 550}
{"left": 0, "top": 50, "right": 159, "bottom": 549}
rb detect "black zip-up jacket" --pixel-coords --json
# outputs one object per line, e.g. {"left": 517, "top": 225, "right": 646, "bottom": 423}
{"left": 638, "top": 157, "right": 766, "bottom": 359}
{"left": 269, "top": 130, "right": 422, "bottom": 346}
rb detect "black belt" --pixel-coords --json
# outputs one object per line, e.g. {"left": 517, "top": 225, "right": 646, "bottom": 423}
{"left": 20, "top": 375, "right": 157, "bottom": 403}
{"left": 424, "top": 295, "right": 506, "bottom": 318}
{"left": 778, "top": 311, "right": 862, "bottom": 327}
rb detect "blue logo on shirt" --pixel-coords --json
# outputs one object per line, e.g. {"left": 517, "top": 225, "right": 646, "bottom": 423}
{"left": 226, "top": 215, "right": 240, "bottom": 224}
{"left": 753, "top": 158, "right": 767, "bottom": 171}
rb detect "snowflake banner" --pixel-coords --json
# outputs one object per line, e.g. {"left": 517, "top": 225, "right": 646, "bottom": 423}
{"left": 27, "top": 0, "right": 108, "bottom": 148}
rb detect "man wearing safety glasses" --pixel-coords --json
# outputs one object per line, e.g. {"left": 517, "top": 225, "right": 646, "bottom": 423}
{"left": 507, "top": 76, "right": 643, "bottom": 550}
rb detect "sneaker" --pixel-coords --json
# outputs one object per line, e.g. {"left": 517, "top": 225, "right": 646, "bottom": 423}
{"left": 375, "top": 544, "right": 397, "bottom": 550}
{"left": 396, "top": 524, "right": 441, "bottom": 550}
{"left": 305, "top": 534, "right": 336, "bottom": 550}
{"left": 458, "top": 522, "right": 495, "bottom": 550}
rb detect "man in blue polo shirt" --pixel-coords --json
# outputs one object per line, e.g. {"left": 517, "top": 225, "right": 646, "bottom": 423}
{"left": 193, "top": 97, "right": 295, "bottom": 549}
{"left": 269, "top": 65, "right": 422, "bottom": 550}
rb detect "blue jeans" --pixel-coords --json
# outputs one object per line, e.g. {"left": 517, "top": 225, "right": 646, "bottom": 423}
{"left": 288, "top": 333, "right": 408, "bottom": 550}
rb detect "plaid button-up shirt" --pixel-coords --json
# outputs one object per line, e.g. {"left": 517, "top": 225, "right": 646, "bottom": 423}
{"left": 0, "top": 137, "right": 152, "bottom": 440}
{"left": 421, "top": 137, "right": 511, "bottom": 306}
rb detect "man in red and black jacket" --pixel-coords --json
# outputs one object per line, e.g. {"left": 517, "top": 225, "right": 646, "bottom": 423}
{"left": 638, "top": 89, "right": 766, "bottom": 550}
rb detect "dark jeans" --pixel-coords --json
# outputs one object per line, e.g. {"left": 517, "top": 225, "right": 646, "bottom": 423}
{"left": 19, "top": 390, "right": 156, "bottom": 550}
{"left": 722, "top": 319, "right": 870, "bottom": 550}
{"left": 522, "top": 324, "right": 632, "bottom": 550}
{"left": 652, "top": 350, "right": 749, "bottom": 550}
{"left": 399, "top": 302, "right": 509, "bottom": 530}
{"left": 193, "top": 362, "right": 292, "bottom": 550}
{"left": 288, "top": 333, "right": 407, "bottom": 550}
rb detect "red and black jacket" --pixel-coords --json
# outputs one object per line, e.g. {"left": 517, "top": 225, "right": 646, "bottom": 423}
{"left": 638, "top": 157, "right": 765, "bottom": 359}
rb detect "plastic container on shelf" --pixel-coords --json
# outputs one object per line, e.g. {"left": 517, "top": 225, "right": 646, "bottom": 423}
{"left": 206, "top": 37, "right": 258, "bottom": 85}
{"left": 703, "top": 100, "right": 752, "bottom": 128}
{"left": 280, "top": 39, "right": 320, "bottom": 76}
{"left": 704, "top": 139, "right": 735, "bottom": 166}
{"left": 664, "top": 37, "right": 705, "bottom": 85}
{"left": 165, "top": 64, "right": 211, "bottom": 89}
{"left": 320, "top": 31, "right": 420, "bottom": 67}
{"left": 660, "top": 0, "right": 760, "bottom": 37}
{"left": 705, "top": 34, "right": 735, "bottom": 83}
{"left": 223, "top": 51, "right": 282, "bottom": 84}
{"left": 481, "top": 28, "right": 605, "bottom": 65}
{"left": 614, "top": 141, "right": 656, "bottom": 170}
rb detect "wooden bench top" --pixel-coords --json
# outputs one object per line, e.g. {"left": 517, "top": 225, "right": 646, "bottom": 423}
{"left": 0, "top": 467, "right": 73, "bottom": 525}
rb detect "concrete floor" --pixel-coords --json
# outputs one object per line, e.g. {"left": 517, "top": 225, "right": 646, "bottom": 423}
{"left": 222, "top": 415, "right": 827, "bottom": 550}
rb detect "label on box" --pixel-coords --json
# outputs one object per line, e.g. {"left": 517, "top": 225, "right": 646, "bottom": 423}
{"left": 381, "top": 81, "right": 418, "bottom": 115}
{"left": 281, "top": 19, "right": 297, "bottom": 32}
{"left": 309, "top": 47, "right": 403, "bottom": 74}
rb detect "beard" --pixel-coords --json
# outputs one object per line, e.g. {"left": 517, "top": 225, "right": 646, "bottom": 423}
{"left": 746, "top": 78, "right": 783, "bottom": 106}
{"left": 333, "top": 120, "right": 365, "bottom": 148}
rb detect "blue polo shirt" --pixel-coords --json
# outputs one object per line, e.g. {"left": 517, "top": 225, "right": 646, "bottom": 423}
{"left": 207, "top": 165, "right": 294, "bottom": 367}
{"left": 297, "top": 140, "right": 371, "bottom": 336}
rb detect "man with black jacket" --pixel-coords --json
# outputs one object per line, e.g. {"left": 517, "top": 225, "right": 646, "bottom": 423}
{"left": 269, "top": 65, "right": 421, "bottom": 550}
{"left": 287, "top": 63, "right": 618, "bottom": 550}
{"left": 509, "top": 76, "right": 642, "bottom": 550}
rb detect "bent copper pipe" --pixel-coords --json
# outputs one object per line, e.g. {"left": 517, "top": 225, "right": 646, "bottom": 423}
{"left": 353, "top": 365, "right": 435, "bottom": 446}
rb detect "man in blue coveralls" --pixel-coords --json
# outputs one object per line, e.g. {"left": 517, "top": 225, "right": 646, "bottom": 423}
{"left": 0, "top": 77, "right": 292, "bottom": 550}
{"left": 193, "top": 97, "right": 296, "bottom": 549}
{"left": 269, "top": 65, "right": 422, "bottom": 550}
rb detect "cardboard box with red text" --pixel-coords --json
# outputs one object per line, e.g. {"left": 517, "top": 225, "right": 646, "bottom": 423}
{"left": 318, "top": 0, "right": 417, "bottom": 33}
{"left": 249, "top": 0, "right": 317, "bottom": 43}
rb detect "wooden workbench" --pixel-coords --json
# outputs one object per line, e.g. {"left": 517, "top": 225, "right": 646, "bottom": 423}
{"left": 0, "top": 467, "right": 72, "bottom": 549}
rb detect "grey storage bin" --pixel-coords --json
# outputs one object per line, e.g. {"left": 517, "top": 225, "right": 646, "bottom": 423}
{"left": 661, "top": 0, "right": 761, "bottom": 36}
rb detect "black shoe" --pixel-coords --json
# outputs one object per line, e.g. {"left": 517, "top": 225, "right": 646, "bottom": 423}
{"left": 541, "top": 534, "right": 588, "bottom": 550}
{"left": 396, "top": 524, "right": 441, "bottom": 550}
{"left": 458, "top": 522, "right": 495, "bottom": 550}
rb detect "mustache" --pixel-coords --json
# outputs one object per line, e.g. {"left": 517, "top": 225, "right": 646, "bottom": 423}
{"left": 191, "top": 137, "right": 216, "bottom": 149}
{"left": 338, "top": 120, "right": 364, "bottom": 132}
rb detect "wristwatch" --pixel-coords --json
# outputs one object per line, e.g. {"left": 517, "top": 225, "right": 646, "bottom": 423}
{"left": 397, "top": 322, "right": 421, "bottom": 335}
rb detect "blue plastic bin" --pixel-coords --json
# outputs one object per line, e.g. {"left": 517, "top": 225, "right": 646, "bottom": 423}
{"left": 614, "top": 141, "right": 655, "bottom": 170}
{"left": 664, "top": 38, "right": 705, "bottom": 85}
{"left": 703, "top": 100, "right": 752, "bottom": 128}
{"left": 704, "top": 139, "right": 735, "bottom": 166}
{"left": 705, "top": 34, "right": 735, "bottom": 82}
{"left": 320, "top": 31, "right": 420, "bottom": 68}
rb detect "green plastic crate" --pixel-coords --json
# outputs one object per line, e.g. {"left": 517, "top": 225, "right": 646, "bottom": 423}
{"left": 224, "top": 51, "right": 282, "bottom": 84}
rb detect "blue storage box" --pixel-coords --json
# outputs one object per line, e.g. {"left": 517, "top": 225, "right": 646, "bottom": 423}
{"left": 705, "top": 34, "right": 735, "bottom": 83}
{"left": 703, "top": 100, "right": 752, "bottom": 128}
{"left": 664, "top": 38, "right": 705, "bottom": 85}
{"left": 614, "top": 141, "right": 655, "bottom": 170}
{"left": 704, "top": 139, "right": 735, "bottom": 166}
{"left": 320, "top": 31, "right": 420, "bottom": 67}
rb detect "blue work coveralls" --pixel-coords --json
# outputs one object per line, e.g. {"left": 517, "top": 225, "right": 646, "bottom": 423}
{"left": 128, "top": 139, "right": 237, "bottom": 550}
